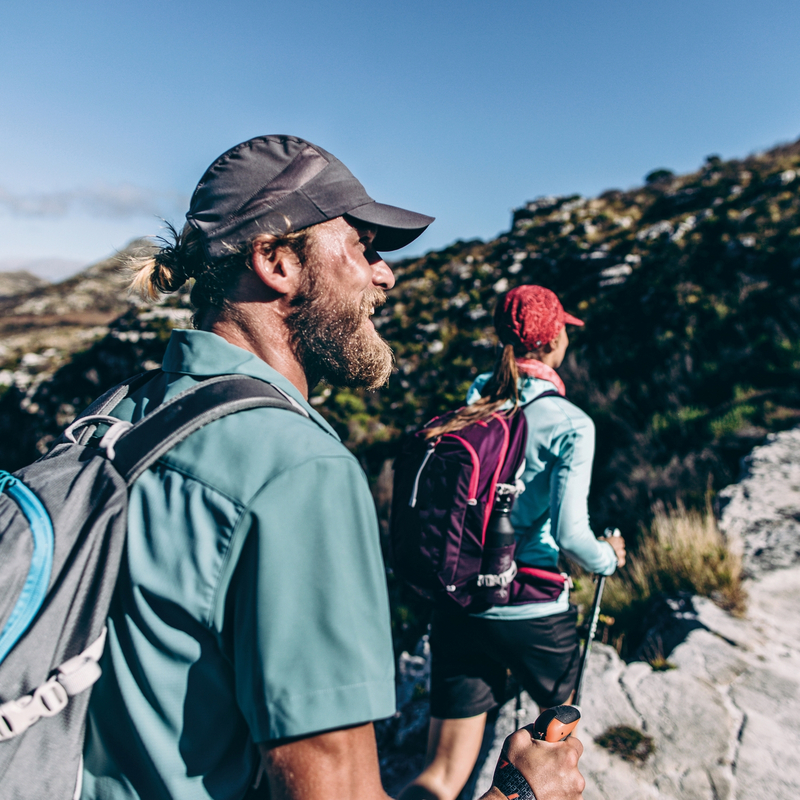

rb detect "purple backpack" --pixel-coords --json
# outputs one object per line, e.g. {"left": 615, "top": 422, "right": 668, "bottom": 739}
{"left": 390, "top": 393, "right": 568, "bottom": 610}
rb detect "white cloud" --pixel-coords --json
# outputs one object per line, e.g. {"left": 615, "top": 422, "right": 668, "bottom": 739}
{"left": 0, "top": 183, "right": 188, "bottom": 220}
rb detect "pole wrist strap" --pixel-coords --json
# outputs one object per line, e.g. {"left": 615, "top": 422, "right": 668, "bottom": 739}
{"left": 493, "top": 756, "right": 536, "bottom": 800}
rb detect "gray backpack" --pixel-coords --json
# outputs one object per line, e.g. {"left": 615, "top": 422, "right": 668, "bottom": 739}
{"left": 0, "top": 373, "right": 307, "bottom": 799}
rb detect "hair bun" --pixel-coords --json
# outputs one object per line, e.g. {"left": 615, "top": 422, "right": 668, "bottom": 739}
{"left": 154, "top": 244, "right": 191, "bottom": 293}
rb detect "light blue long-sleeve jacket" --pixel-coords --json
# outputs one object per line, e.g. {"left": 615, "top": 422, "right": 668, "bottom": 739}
{"left": 467, "top": 373, "right": 617, "bottom": 619}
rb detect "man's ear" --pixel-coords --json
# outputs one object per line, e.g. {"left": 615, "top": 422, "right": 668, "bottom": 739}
{"left": 251, "top": 243, "right": 303, "bottom": 296}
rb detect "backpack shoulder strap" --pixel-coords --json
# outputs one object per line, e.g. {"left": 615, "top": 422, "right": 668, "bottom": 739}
{"left": 109, "top": 374, "right": 309, "bottom": 486}
{"left": 520, "top": 389, "right": 562, "bottom": 410}
{"left": 64, "top": 370, "right": 161, "bottom": 446}
{"left": 80, "top": 370, "right": 161, "bottom": 417}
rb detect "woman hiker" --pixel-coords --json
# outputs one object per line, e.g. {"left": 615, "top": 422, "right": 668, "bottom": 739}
{"left": 401, "top": 285, "right": 626, "bottom": 800}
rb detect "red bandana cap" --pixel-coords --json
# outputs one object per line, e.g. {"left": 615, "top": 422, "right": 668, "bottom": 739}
{"left": 494, "top": 285, "right": 584, "bottom": 351}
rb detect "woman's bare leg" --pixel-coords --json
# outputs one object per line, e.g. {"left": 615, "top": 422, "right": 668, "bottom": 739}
{"left": 399, "top": 713, "right": 488, "bottom": 800}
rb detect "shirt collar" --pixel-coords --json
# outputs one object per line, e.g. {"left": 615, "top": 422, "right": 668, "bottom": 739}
{"left": 162, "top": 329, "right": 340, "bottom": 440}
{"left": 467, "top": 371, "right": 564, "bottom": 408}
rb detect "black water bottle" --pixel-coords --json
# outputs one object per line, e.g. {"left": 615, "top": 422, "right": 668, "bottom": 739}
{"left": 478, "top": 486, "right": 518, "bottom": 605}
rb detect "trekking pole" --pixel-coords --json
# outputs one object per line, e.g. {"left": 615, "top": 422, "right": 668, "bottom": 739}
{"left": 573, "top": 528, "right": 621, "bottom": 706}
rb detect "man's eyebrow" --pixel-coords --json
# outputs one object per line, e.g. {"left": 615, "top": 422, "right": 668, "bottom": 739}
{"left": 344, "top": 215, "right": 377, "bottom": 235}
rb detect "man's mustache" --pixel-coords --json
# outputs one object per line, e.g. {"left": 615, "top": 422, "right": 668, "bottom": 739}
{"left": 361, "top": 287, "right": 387, "bottom": 318}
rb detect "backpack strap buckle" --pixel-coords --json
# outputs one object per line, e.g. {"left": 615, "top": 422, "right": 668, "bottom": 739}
{"left": 0, "top": 628, "right": 106, "bottom": 742}
{"left": 62, "top": 415, "right": 134, "bottom": 460}
{"left": 477, "top": 560, "right": 519, "bottom": 588}
{"left": 97, "top": 420, "right": 135, "bottom": 461}
{"left": 0, "top": 676, "right": 68, "bottom": 741}
{"left": 56, "top": 627, "right": 106, "bottom": 695}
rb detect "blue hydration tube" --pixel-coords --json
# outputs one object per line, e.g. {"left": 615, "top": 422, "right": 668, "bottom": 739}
{"left": 0, "top": 471, "right": 55, "bottom": 665}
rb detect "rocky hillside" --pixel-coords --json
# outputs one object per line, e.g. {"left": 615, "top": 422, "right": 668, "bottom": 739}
{"left": 0, "top": 239, "right": 192, "bottom": 467}
{"left": 354, "top": 143, "right": 800, "bottom": 543}
{"left": 2, "top": 139, "right": 800, "bottom": 540}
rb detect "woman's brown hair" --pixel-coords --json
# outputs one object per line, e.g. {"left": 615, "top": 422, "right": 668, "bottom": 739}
{"left": 423, "top": 344, "right": 521, "bottom": 439}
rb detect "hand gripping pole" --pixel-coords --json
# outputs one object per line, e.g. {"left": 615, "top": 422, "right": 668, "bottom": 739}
{"left": 492, "top": 705, "right": 582, "bottom": 799}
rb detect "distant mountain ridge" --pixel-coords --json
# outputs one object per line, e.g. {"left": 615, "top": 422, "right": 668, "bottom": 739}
{"left": 0, "top": 238, "right": 151, "bottom": 321}
{"left": 0, "top": 256, "right": 86, "bottom": 283}
{"left": 0, "top": 238, "right": 158, "bottom": 417}
{"left": 0, "top": 270, "right": 47, "bottom": 297}
{"left": 0, "top": 237, "right": 189, "bottom": 468}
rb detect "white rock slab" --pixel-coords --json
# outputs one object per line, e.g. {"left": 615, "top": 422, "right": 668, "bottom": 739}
{"left": 471, "top": 568, "right": 800, "bottom": 799}
{"left": 719, "top": 427, "right": 800, "bottom": 577}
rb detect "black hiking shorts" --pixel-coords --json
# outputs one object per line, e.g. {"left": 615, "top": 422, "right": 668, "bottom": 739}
{"left": 429, "top": 604, "right": 580, "bottom": 718}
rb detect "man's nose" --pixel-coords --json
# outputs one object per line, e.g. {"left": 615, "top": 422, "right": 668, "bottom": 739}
{"left": 371, "top": 256, "right": 395, "bottom": 290}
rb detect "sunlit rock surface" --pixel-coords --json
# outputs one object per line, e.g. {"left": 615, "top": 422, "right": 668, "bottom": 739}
{"left": 718, "top": 427, "right": 800, "bottom": 578}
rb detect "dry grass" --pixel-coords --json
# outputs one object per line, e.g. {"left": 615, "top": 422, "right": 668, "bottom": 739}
{"left": 639, "top": 636, "right": 676, "bottom": 671}
{"left": 627, "top": 499, "right": 746, "bottom": 614}
{"left": 574, "top": 500, "right": 747, "bottom": 658}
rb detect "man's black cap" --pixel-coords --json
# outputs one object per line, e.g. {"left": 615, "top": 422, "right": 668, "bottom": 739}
{"left": 186, "top": 135, "right": 434, "bottom": 258}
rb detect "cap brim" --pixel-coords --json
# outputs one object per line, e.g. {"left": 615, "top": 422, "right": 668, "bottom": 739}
{"left": 346, "top": 201, "right": 434, "bottom": 251}
{"left": 564, "top": 313, "right": 584, "bottom": 327}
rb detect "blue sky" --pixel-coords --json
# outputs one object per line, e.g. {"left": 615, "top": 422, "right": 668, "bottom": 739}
{"left": 1, "top": 0, "right": 799, "bottom": 278}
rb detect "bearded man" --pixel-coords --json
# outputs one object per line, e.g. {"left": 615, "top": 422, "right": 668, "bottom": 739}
{"left": 80, "top": 136, "right": 585, "bottom": 800}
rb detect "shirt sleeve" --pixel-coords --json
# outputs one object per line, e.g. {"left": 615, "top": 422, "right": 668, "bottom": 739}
{"left": 225, "top": 454, "right": 396, "bottom": 743}
{"left": 549, "top": 414, "right": 618, "bottom": 576}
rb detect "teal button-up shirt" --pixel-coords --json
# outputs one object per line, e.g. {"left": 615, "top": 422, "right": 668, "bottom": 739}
{"left": 467, "top": 373, "right": 617, "bottom": 620}
{"left": 82, "top": 330, "right": 395, "bottom": 800}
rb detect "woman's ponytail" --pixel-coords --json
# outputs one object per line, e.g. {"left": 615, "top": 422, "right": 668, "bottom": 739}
{"left": 480, "top": 344, "right": 520, "bottom": 409}
{"left": 423, "top": 343, "right": 522, "bottom": 439}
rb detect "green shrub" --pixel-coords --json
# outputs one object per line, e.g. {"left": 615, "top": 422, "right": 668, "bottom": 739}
{"left": 645, "top": 168, "right": 675, "bottom": 184}
{"left": 709, "top": 404, "right": 756, "bottom": 438}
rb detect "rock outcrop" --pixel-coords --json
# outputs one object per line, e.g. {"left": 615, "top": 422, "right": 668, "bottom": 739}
{"left": 718, "top": 427, "right": 800, "bottom": 578}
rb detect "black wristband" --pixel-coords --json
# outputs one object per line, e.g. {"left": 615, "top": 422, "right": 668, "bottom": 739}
{"left": 492, "top": 755, "right": 536, "bottom": 800}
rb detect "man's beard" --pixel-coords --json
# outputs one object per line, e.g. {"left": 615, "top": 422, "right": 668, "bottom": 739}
{"left": 286, "top": 267, "right": 394, "bottom": 391}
